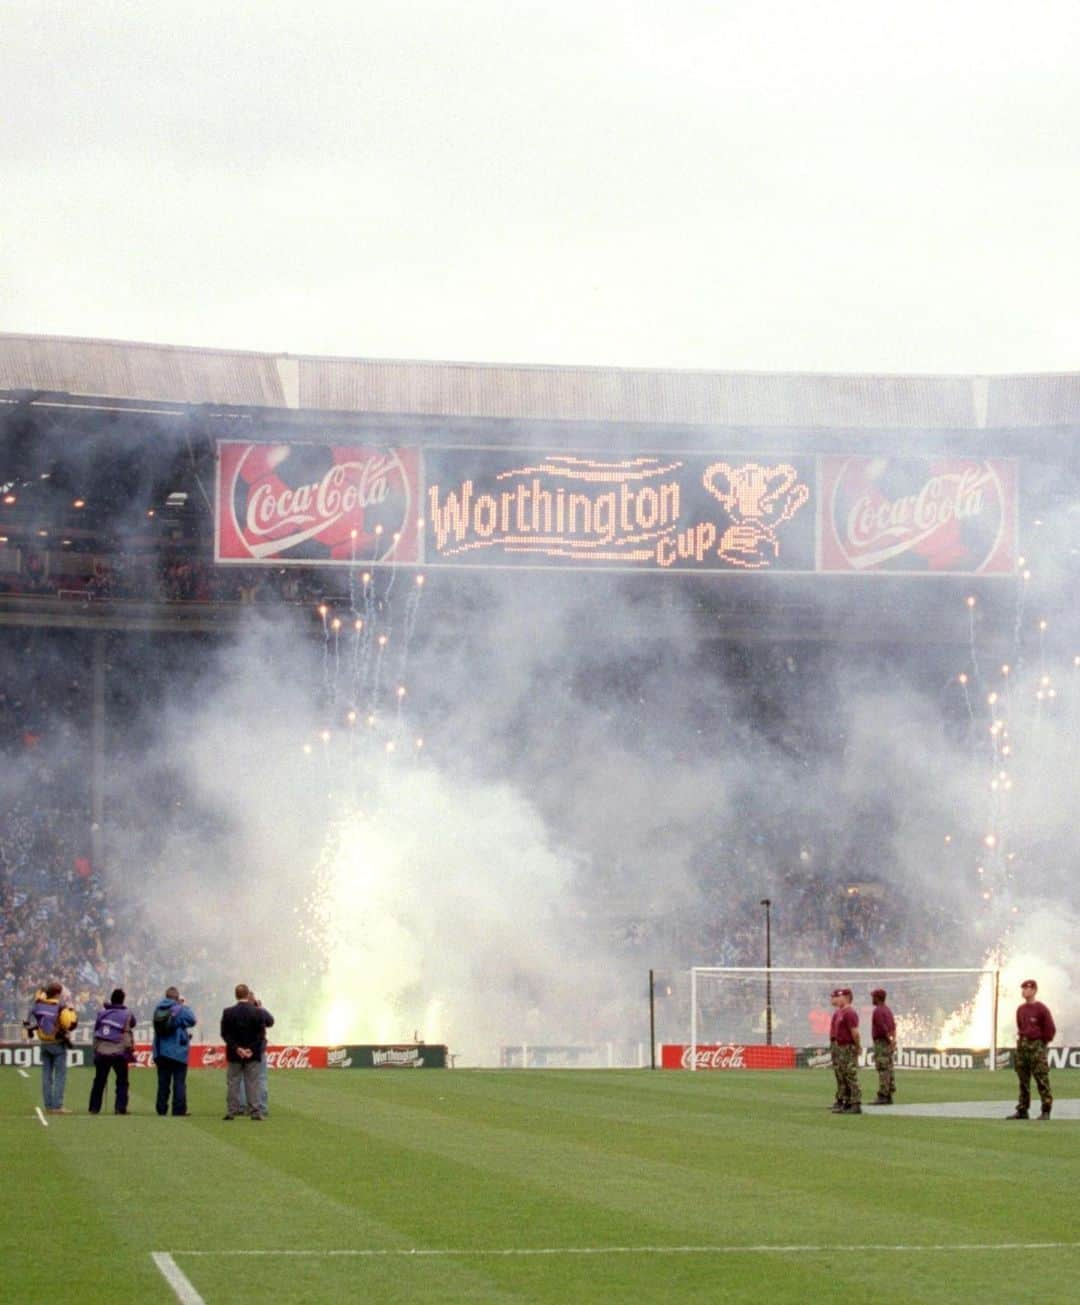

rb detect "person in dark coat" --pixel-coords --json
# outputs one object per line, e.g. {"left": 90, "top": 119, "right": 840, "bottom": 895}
{"left": 220, "top": 983, "right": 274, "bottom": 1121}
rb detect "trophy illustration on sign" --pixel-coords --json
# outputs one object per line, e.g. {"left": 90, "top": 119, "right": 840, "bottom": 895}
{"left": 702, "top": 461, "right": 810, "bottom": 569}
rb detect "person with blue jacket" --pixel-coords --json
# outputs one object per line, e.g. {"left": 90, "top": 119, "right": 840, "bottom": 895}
{"left": 151, "top": 986, "right": 197, "bottom": 1117}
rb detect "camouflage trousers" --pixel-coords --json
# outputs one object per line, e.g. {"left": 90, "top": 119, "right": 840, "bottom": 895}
{"left": 831, "top": 1042, "right": 861, "bottom": 1105}
{"left": 873, "top": 1039, "right": 895, "bottom": 1098}
{"left": 1015, "top": 1037, "right": 1052, "bottom": 1112}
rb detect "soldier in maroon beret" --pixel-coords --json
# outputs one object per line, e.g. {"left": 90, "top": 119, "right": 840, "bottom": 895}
{"left": 1007, "top": 980, "right": 1056, "bottom": 1120}
{"left": 829, "top": 988, "right": 862, "bottom": 1114}
{"left": 866, "top": 988, "right": 897, "bottom": 1106}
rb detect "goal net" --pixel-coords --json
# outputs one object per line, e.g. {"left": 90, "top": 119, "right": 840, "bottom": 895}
{"left": 689, "top": 967, "right": 1000, "bottom": 1069}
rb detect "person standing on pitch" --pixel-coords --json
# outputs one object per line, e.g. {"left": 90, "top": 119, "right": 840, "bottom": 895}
{"left": 152, "top": 986, "right": 198, "bottom": 1117}
{"left": 829, "top": 987, "right": 862, "bottom": 1114}
{"left": 221, "top": 984, "right": 273, "bottom": 1121}
{"left": 1007, "top": 979, "right": 1056, "bottom": 1120}
{"left": 88, "top": 988, "right": 136, "bottom": 1115}
{"left": 236, "top": 991, "right": 274, "bottom": 1118}
{"left": 25, "top": 981, "right": 78, "bottom": 1114}
{"left": 866, "top": 988, "right": 897, "bottom": 1106}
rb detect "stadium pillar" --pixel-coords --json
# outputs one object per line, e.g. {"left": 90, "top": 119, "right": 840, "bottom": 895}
{"left": 760, "top": 898, "right": 773, "bottom": 1045}
{"left": 91, "top": 631, "right": 105, "bottom": 875}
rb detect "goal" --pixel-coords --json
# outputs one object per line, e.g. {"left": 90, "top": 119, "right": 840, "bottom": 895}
{"left": 688, "top": 966, "right": 1001, "bottom": 1069}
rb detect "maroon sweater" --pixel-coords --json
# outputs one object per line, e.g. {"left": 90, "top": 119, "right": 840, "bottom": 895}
{"left": 1016, "top": 1000, "right": 1055, "bottom": 1043}
{"left": 830, "top": 1006, "right": 859, "bottom": 1045}
{"left": 871, "top": 1004, "right": 896, "bottom": 1041}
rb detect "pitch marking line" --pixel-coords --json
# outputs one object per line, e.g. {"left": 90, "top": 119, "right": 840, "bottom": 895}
{"left": 166, "top": 1240, "right": 1080, "bottom": 1260}
{"left": 34, "top": 1107, "right": 48, "bottom": 1128}
{"left": 152, "top": 1253, "right": 206, "bottom": 1304}
{"left": 17, "top": 1068, "right": 29, "bottom": 1078}
{"left": 153, "top": 1242, "right": 1080, "bottom": 1300}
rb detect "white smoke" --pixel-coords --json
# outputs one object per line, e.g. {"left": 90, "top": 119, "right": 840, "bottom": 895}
{"left": 83, "top": 554, "right": 1080, "bottom": 1062}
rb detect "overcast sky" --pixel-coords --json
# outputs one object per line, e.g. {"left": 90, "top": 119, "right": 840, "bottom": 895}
{"left": 2, "top": 1, "right": 1079, "bottom": 374}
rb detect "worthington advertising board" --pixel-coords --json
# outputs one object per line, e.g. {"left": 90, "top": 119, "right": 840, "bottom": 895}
{"left": 215, "top": 441, "right": 1017, "bottom": 575}
{"left": 424, "top": 449, "right": 816, "bottom": 571}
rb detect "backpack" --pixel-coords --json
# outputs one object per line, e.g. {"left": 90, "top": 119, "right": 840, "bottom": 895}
{"left": 95, "top": 1006, "right": 131, "bottom": 1044}
{"left": 153, "top": 1004, "right": 178, "bottom": 1038}
{"left": 29, "top": 998, "right": 70, "bottom": 1041}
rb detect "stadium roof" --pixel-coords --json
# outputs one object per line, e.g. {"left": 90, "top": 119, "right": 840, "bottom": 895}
{"left": 3, "top": 331, "right": 1080, "bottom": 430}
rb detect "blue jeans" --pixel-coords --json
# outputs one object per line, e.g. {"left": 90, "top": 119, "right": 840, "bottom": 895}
{"left": 155, "top": 1056, "right": 189, "bottom": 1116}
{"left": 40, "top": 1042, "right": 68, "bottom": 1110}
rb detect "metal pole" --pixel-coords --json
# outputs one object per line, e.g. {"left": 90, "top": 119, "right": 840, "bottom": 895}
{"left": 990, "top": 969, "right": 1000, "bottom": 1072}
{"left": 761, "top": 899, "right": 773, "bottom": 1046}
{"left": 648, "top": 969, "right": 656, "bottom": 1070}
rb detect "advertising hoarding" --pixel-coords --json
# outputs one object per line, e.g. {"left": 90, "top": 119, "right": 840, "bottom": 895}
{"left": 818, "top": 456, "right": 1017, "bottom": 574}
{"left": 216, "top": 441, "right": 421, "bottom": 565}
{"left": 214, "top": 442, "right": 1020, "bottom": 577}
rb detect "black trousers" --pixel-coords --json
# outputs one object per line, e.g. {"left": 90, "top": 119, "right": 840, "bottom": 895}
{"left": 88, "top": 1053, "right": 130, "bottom": 1114}
{"left": 155, "top": 1056, "right": 188, "bottom": 1116}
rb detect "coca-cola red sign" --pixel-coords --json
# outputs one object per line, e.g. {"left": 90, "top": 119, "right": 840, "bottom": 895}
{"left": 216, "top": 441, "right": 421, "bottom": 565}
{"left": 131, "top": 1044, "right": 328, "bottom": 1068}
{"left": 660, "top": 1044, "right": 797, "bottom": 1070}
{"left": 819, "top": 456, "right": 1017, "bottom": 574}
{"left": 264, "top": 1045, "right": 327, "bottom": 1069}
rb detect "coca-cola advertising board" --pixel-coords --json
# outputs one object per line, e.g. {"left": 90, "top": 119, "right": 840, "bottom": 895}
{"left": 130, "top": 1044, "right": 329, "bottom": 1068}
{"left": 661, "top": 1044, "right": 797, "bottom": 1070}
{"left": 216, "top": 441, "right": 422, "bottom": 566}
{"left": 819, "top": 456, "right": 1017, "bottom": 574}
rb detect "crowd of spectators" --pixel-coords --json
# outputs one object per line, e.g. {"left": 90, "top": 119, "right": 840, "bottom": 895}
{"left": 0, "top": 639, "right": 233, "bottom": 1035}
{"left": 1, "top": 787, "right": 231, "bottom": 1034}
{"left": 0, "top": 549, "right": 348, "bottom": 606}
{"left": 668, "top": 880, "right": 955, "bottom": 972}
{"left": 0, "top": 782, "right": 111, "bottom": 1027}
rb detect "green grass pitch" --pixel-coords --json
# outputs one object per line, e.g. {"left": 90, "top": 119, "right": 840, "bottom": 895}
{"left": 1, "top": 1066, "right": 1076, "bottom": 1303}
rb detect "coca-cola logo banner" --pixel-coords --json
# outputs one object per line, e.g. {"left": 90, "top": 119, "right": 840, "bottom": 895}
{"left": 216, "top": 441, "right": 421, "bottom": 565}
{"left": 130, "top": 1044, "right": 329, "bottom": 1068}
{"left": 819, "top": 456, "right": 1017, "bottom": 574}
{"left": 660, "top": 1044, "right": 797, "bottom": 1070}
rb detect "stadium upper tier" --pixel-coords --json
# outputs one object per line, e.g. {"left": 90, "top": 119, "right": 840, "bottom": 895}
{"left": 3, "top": 330, "right": 1080, "bottom": 430}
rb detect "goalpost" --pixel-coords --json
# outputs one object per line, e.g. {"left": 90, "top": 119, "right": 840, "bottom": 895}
{"left": 689, "top": 966, "right": 1001, "bottom": 1070}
